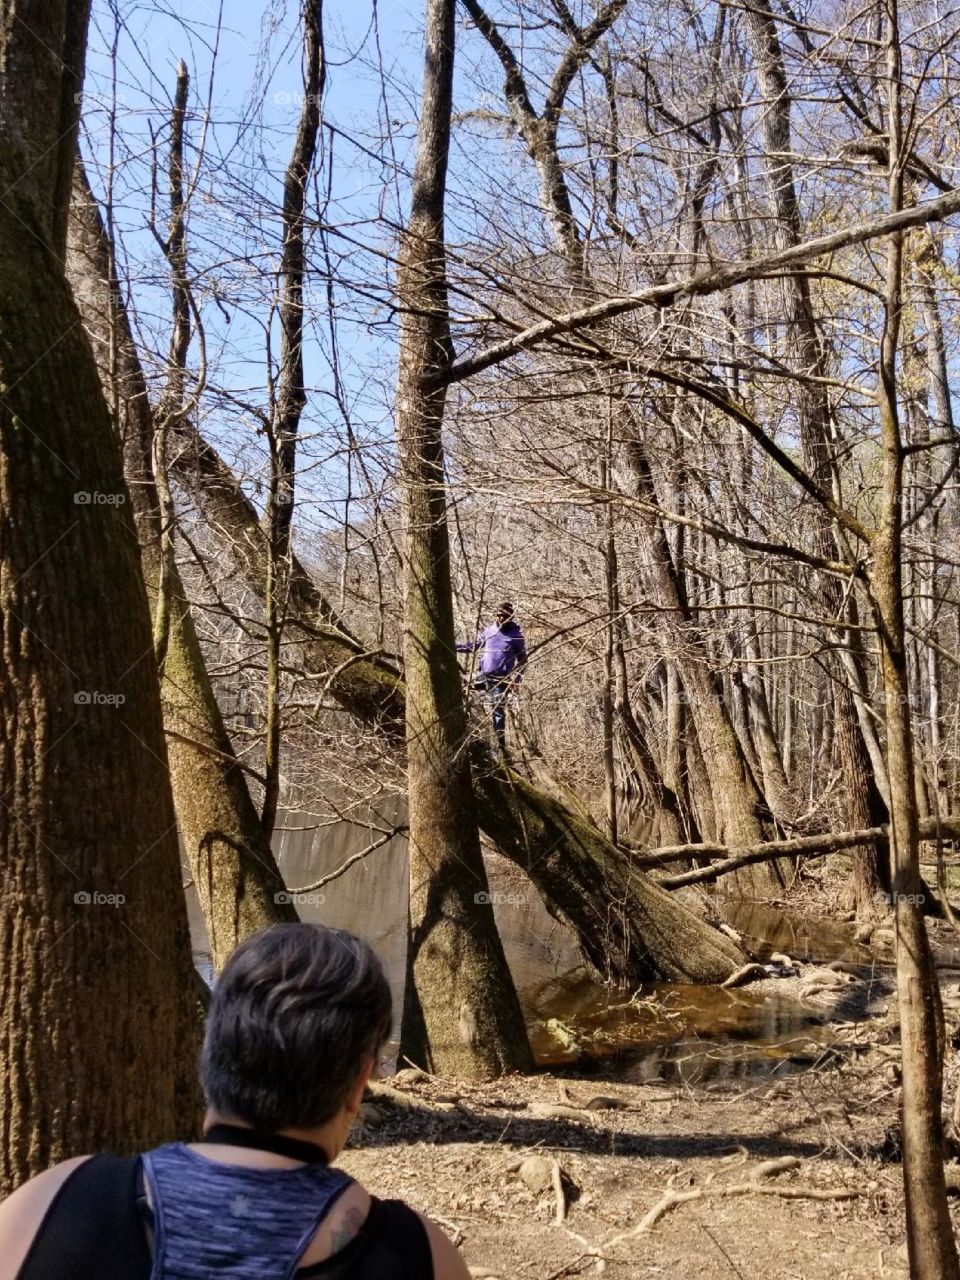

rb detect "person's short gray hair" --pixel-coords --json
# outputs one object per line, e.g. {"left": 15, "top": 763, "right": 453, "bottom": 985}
{"left": 200, "top": 923, "right": 393, "bottom": 1129}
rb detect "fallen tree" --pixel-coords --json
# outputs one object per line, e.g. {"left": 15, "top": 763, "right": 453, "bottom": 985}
{"left": 473, "top": 759, "right": 743, "bottom": 982}
{"left": 644, "top": 816, "right": 960, "bottom": 891}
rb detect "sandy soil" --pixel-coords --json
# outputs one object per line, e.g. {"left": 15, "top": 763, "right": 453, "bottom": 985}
{"left": 338, "top": 911, "right": 960, "bottom": 1279}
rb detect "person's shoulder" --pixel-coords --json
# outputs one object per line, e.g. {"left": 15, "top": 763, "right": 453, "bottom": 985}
{"left": 0, "top": 1156, "right": 93, "bottom": 1280}
{"left": 417, "top": 1212, "right": 472, "bottom": 1279}
{"left": 298, "top": 1178, "right": 371, "bottom": 1266}
{"left": 325, "top": 1185, "right": 469, "bottom": 1278}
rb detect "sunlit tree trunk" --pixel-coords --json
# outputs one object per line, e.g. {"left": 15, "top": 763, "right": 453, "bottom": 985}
{"left": 394, "top": 0, "right": 532, "bottom": 1076}
{"left": 871, "top": 7, "right": 959, "bottom": 1272}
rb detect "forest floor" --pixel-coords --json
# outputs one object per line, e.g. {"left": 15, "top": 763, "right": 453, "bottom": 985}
{"left": 341, "top": 882, "right": 960, "bottom": 1279}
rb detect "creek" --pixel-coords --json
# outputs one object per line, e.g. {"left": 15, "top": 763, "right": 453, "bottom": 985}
{"left": 185, "top": 814, "right": 950, "bottom": 1084}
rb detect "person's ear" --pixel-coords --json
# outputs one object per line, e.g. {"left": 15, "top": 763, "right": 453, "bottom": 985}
{"left": 345, "top": 1056, "right": 375, "bottom": 1116}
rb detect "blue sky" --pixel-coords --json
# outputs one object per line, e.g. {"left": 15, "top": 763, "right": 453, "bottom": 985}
{"left": 76, "top": 2, "right": 592, "bottom": 552}
{"left": 80, "top": 0, "right": 436, "bottom": 536}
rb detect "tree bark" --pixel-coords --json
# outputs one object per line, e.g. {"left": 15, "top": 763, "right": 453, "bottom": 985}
{"left": 394, "top": 0, "right": 532, "bottom": 1076}
{"left": 0, "top": 0, "right": 200, "bottom": 1192}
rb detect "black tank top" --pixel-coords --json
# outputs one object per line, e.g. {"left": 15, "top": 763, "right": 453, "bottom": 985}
{"left": 16, "top": 1154, "right": 434, "bottom": 1279}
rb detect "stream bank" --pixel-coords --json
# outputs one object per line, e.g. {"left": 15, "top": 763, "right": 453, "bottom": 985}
{"left": 340, "top": 896, "right": 960, "bottom": 1279}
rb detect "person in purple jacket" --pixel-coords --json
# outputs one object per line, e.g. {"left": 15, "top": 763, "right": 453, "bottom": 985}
{"left": 457, "top": 601, "right": 527, "bottom": 752}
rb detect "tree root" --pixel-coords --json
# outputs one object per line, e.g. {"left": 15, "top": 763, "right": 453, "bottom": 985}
{"left": 721, "top": 962, "right": 768, "bottom": 989}
{"left": 552, "top": 1158, "right": 567, "bottom": 1224}
{"left": 543, "top": 1180, "right": 858, "bottom": 1278}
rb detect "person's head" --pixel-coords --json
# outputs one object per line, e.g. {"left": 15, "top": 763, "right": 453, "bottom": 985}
{"left": 200, "top": 923, "right": 393, "bottom": 1148}
{"left": 495, "top": 600, "right": 515, "bottom": 626}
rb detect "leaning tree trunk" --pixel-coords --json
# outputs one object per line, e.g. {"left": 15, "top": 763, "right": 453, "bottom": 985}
{"left": 394, "top": 0, "right": 532, "bottom": 1077}
{"left": 624, "top": 435, "right": 780, "bottom": 891}
{"left": 0, "top": 0, "right": 200, "bottom": 1192}
{"left": 67, "top": 159, "right": 295, "bottom": 970}
{"left": 474, "top": 759, "right": 742, "bottom": 982}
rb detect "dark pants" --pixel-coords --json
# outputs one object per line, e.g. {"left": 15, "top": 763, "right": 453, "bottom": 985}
{"left": 476, "top": 678, "right": 511, "bottom": 750}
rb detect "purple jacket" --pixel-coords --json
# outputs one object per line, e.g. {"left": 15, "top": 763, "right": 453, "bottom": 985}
{"left": 457, "top": 620, "right": 527, "bottom": 679}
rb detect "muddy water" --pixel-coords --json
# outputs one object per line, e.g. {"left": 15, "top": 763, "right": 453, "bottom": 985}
{"left": 186, "top": 818, "right": 868, "bottom": 1084}
{"left": 725, "top": 898, "right": 960, "bottom": 971}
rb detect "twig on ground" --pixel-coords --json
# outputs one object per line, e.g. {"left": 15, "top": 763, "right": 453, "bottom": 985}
{"left": 552, "top": 1158, "right": 567, "bottom": 1224}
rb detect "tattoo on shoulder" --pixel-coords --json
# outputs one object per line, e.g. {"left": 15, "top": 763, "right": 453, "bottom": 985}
{"left": 330, "top": 1206, "right": 368, "bottom": 1253}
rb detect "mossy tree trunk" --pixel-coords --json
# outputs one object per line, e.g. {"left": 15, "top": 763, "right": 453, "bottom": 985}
{"left": 394, "top": 0, "right": 532, "bottom": 1077}
{"left": 0, "top": 0, "right": 200, "bottom": 1192}
{"left": 473, "top": 757, "right": 743, "bottom": 983}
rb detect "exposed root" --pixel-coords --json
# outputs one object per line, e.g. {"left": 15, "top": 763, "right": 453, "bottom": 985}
{"left": 552, "top": 1158, "right": 567, "bottom": 1224}
{"left": 721, "top": 962, "right": 769, "bottom": 990}
{"left": 543, "top": 1180, "right": 858, "bottom": 1278}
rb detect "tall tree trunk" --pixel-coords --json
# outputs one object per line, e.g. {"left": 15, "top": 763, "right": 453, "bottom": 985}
{"left": 67, "top": 160, "right": 294, "bottom": 971}
{"left": 261, "top": 0, "right": 325, "bottom": 845}
{"left": 871, "top": 9, "right": 959, "bottom": 1272}
{"left": 601, "top": 442, "right": 618, "bottom": 844}
{"left": 0, "top": 0, "right": 199, "bottom": 1192}
{"left": 395, "top": 0, "right": 532, "bottom": 1077}
{"left": 625, "top": 437, "right": 780, "bottom": 889}
{"left": 917, "top": 251, "right": 951, "bottom": 820}
{"left": 745, "top": 0, "right": 889, "bottom": 908}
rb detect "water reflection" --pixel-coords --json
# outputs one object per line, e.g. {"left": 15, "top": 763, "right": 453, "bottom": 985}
{"left": 528, "top": 971, "right": 826, "bottom": 1085}
{"left": 721, "top": 901, "right": 875, "bottom": 966}
{"left": 185, "top": 824, "right": 847, "bottom": 1085}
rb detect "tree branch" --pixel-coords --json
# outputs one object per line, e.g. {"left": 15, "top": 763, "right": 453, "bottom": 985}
{"left": 437, "top": 185, "right": 960, "bottom": 386}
